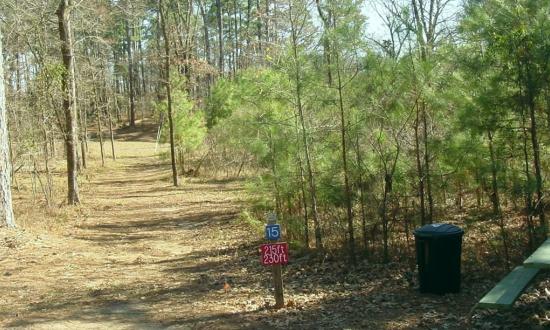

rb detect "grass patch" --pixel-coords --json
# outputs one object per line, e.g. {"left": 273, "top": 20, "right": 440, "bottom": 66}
{"left": 236, "top": 210, "right": 264, "bottom": 236}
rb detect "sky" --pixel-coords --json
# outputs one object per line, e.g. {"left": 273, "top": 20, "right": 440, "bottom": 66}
{"left": 363, "top": 1, "right": 388, "bottom": 40}
{"left": 362, "top": 0, "right": 463, "bottom": 41}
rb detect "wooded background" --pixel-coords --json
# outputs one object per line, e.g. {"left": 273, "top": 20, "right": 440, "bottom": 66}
{"left": 1, "top": 0, "right": 549, "bottom": 266}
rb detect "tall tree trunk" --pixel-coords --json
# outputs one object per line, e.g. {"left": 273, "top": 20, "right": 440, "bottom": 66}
{"left": 0, "top": 25, "right": 15, "bottom": 227}
{"left": 264, "top": 0, "right": 269, "bottom": 44}
{"left": 125, "top": 20, "right": 136, "bottom": 127}
{"left": 79, "top": 75, "right": 87, "bottom": 167}
{"left": 315, "top": 1, "right": 356, "bottom": 262}
{"left": 159, "top": 0, "right": 179, "bottom": 186}
{"left": 198, "top": 0, "right": 212, "bottom": 87}
{"left": 57, "top": 0, "right": 80, "bottom": 205}
{"left": 421, "top": 102, "right": 433, "bottom": 223}
{"left": 289, "top": 1, "right": 323, "bottom": 249}
{"left": 487, "top": 130, "right": 501, "bottom": 215}
{"left": 138, "top": 25, "right": 147, "bottom": 98}
{"left": 72, "top": 51, "right": 83, "bottom": 172}
{"left": 488, "top": 129, "right": 510, "bottom": 268}
{"left": 227, "top": 11, "right": 235, "bottom": 76}
{"left": 198, "top": 0, "right": 211, "bottom": 64}
{"left": 382, "top": 174, "right": 391, "bottom": 263}
{"left": 216, "top": 0, "right": 224, "bottom": 74}
{"left": 268, "top": 131, "right": 282, "bottom": 218}
{"left": 108, "top": 110, "right": 116, "bottom": 161}
{"left": 335, "top": 52, "right": 356, "bottom": 266}
{"left": 97, "top": 105, "right": 105, "bottom": 167}
{"left": 526, "top": 77, "right": 546, "bottom": 236}
{"left": 521, "top": 108, "right": 535, "bottom": 251}
{"left": 315, "top": 1, "right": 333, "bottom": 86}
{"left": 298, "top": 157, "right": 309, "bottom": 248}
{"left": 233, "top": 0, "right": 239, "bottom": 72}
{"left": 354, "top": 134, "right": 368, "bottom": 252}
{"left": 411, "top": 0, "right": 438, "bottom": 225}
{"left": 256, "top": 0, "right": 262, "bottom": 55}
{"left": 80, "top": 113, "right": 87, "bottom": 167}
{"left": 41, "top": 108, "right": 53, "bottom": 205}
{"left": 246, "top": 0, "right": 252, "bottom": 64}
{"left": 414, "top": 101, "right": 426, "bottom": 225}
{"left": 103, "top": 64, "right": 116, "bottom": 161}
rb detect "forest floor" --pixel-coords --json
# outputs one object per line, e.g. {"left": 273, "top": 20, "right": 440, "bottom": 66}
{"left": 0, "top": 119, "right": 548, "bottom": 329}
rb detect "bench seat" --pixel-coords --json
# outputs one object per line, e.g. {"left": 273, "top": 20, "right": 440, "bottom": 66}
{"left": 524, "top": 238, "right": 550, "bottom": 269}
{"left": 476, "top": 266, "right": 539, "bottom": 309}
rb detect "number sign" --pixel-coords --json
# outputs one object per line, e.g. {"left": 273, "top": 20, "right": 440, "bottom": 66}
{"left": 260, "top": 243, "right": 289, "bottom": 266}
{"left": 265, "top": 224, "right": 281, "bottom": 240}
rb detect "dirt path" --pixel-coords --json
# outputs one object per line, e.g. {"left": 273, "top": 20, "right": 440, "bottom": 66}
{"left": 0, "top": 123, "right": 266, "bottom": 329}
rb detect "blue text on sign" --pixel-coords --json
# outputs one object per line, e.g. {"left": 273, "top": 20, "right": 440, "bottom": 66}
{"left": 265, "top": 224, "right": 281, "bottom": 240}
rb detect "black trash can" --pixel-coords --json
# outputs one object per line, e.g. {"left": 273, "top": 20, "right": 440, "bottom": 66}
{"left": 414, "top": 223, "right": 464, "bottom": 294}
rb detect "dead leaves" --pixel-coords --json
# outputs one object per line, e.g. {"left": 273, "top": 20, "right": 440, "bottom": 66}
{"left": 223, "top": 281, "right": 231, "bottom": 292}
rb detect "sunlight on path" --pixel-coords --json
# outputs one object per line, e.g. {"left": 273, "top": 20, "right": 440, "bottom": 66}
{"left": 0, "top": 124, "right": 261, "bottom": 329}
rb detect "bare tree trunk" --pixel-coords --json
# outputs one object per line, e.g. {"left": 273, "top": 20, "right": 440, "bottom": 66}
{"left": 159, "top": 0, "right": 179, "bottom": 186}
{"left": 198, "top": 0, "right": 211, "bottom": 65}
{"left": 298, "top": 157, "right": 309, "bottom": 248}
{"left": 487, "top": 130, "right": 501, "bottom": 215}
{"left": 138, "top": 25, "right": 147, "bottom": 98}
{"left": 315, "top": 1, "right": 357, "bottom": 263}
{"left": 72, "top": 52, "right": 84, "bottom": 172}
{"left": 97, "top": 106, "right": 105, "bottom": 167}
{"left": 108, "top": 110, "right": 116, "bottom": 161}
{"left": 264, "top": 0, "right": 269, "bottom": 44}
{"left": 0, "top": 25, "right": 15, "bottom": 227}
{"left": 526, "top": 77, "right": 546, "bottom": 236}
{"left": 216, "top": 0, "right": 224, "bottom": 73}
{"left": 179, "top": 147, "right": 185, "bottom": 175}
{"left": 246, "top": 0, "right": 252, "bottom": 65}
{"left": 79, "top": 85, "right": 87, "bottom": 167}
{"left": 521, "top": 108, "right": 535, "bottom": 251}
{"left": 414, "top": 101, "right": 426, "bottom": 225}
{"left": 289, "top": 1, "right": 323, "bottom": 249}
{"left": 233, "top": 0, "right": 240, "bottom": 70}
{"left": 227, "top": 10, "right": 235, "bottom": 76}
{"left": 198, "top": 0, "right": 213, "bottom": 88}
{"left": 354, "top": 134, "right": 368, "bottom": 252}
{"left": 41, "top": 107, "right": 53, "bottom": 205}
{"left": 268, "top": 131, "right": 282, "bottom": 217}
{"left": 335, "top": 52, "right": 356, "bottom": 266}
{"left": 487, "top": 130, "right": 509, "bottom": 268}
{"left": 256, "top": 0, "right": 262, "bottom": 54}
{"left": 80, "top": 126, "right": 87, "bottom": 168}
{"left": 421, "top": 102, "right": 433, "bottom": 223}
{"left": 57, "top": 0, "right": 80, "bottom": 205}
{"left": 125, "top": 20, "right": 136, "bottom": 127}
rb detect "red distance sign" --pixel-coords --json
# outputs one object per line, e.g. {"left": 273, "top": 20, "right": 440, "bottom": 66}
{"left": 260, "top": 242, "right": 289, "bottom": 266}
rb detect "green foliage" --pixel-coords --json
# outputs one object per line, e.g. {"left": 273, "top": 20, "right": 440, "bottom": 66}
{"left": 236, "top": 210, "right": 264, "bottom": 235}
{"left": 36, "top": 63, "right": 66, "bottom": 85}
{"left": 155, "top": 74, "right": 207, "bottom": 154}
{"left": 206, "top": 78, "right": 236, "bottom": 128}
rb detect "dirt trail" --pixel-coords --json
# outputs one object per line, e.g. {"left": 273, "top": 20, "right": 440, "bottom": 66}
{"left": 0, "top": 122, "right": 265, "bottom": 329}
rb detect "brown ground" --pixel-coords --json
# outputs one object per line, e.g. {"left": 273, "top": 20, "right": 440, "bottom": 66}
{"left": 0, "top": 121, "right": 266, "bottom": 329}
{"left": 0, "top": 120, "right": 548, "bottom": 329}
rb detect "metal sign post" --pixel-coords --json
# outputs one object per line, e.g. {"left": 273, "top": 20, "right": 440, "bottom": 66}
{"left": 262, "top": 212, "right": 285, "bottom": 308}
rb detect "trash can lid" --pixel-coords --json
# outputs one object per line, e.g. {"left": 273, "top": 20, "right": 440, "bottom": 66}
{"left": 414, "top": 223, "right": 463, "bottom": 238}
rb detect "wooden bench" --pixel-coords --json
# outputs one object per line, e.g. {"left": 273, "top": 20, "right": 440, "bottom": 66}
{"left": 475, "top": 237, "right": 549, "bottom": 310}
{"left": 524, "top": 238, "right": 550, "bottom": 269}
{"left": 476, "top": 266, "right": 539, "bottom": 309}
